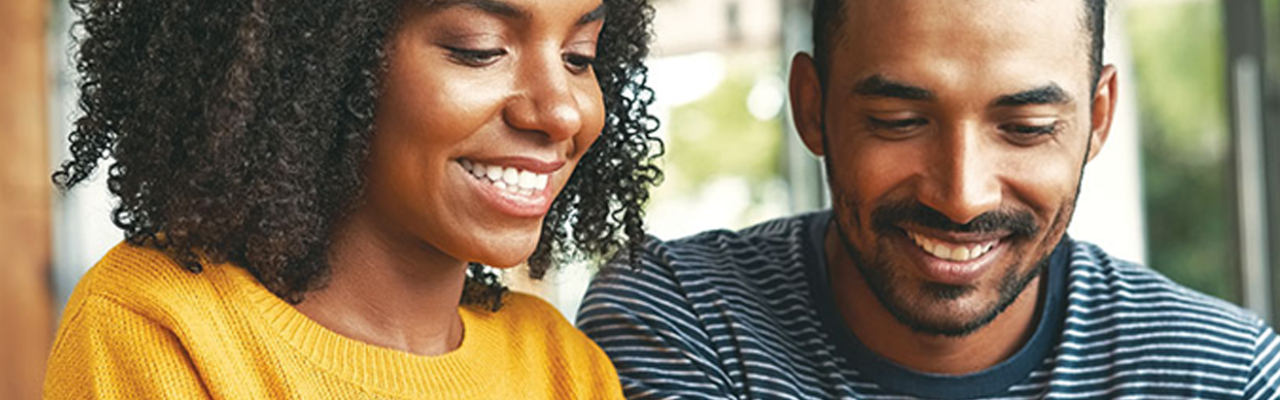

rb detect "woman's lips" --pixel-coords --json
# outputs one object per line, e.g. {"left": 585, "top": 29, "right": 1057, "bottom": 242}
{"left": 458, "top": 158, "right": 556, "bottom": 218}
{"left": 462, "top": 158, "right": 550, "bottom": 196}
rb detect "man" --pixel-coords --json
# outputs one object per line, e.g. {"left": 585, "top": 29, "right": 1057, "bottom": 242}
{"left": 577, "top": 0, "right": 1280, "bottom": 398}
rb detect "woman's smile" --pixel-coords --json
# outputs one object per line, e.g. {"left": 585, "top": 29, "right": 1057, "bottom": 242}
{"left": 457, "top": 157, "right": 562, "bottom": 218}
{"left": 364, "top": 0, "right": 606, "bottom": 268}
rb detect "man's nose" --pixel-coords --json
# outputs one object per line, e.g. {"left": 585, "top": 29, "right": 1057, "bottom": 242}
{"left": 919, "top": 123, "right": 1003, "bottom": 225}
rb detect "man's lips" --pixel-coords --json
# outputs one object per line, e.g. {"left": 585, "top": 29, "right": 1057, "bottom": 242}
{"left": 892, "top": 226, "right": 1012, "bottom": 285}
{"left": 905, "top": 230, "right": 1002, "bottom": 262}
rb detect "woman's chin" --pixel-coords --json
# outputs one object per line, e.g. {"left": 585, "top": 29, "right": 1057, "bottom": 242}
{"left": 468, "top": 242, "right": 539, "bottom": 269}
{"left": 480, "top": 258, "right": 530, "bottom": 269}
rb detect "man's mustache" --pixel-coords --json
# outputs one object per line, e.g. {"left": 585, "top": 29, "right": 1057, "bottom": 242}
{"left": 870, "top": 201, "right": 1040, "bottom": 238}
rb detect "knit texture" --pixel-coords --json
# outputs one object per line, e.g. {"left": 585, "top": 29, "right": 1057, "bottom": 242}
{"left": 45, "top": 242, "right": 624, "bottom": 399}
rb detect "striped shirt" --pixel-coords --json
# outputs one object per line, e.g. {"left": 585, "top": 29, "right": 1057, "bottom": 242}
{"left": 578, "top": 211, "right": 1280, "bottom": 399}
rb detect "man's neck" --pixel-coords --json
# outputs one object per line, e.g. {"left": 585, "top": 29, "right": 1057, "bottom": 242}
{"left": 823, "top": 226, "right": 1044, "bottom": 375}
{"left": 295, "top": 213, "right": 469, "bottom": 357}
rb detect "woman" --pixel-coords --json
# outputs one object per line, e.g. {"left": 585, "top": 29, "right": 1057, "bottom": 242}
{"left": 44, "top": 0, "right": 660, "bottom": 398}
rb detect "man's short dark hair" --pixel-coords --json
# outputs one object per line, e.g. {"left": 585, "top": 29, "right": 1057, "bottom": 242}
{"left": 811, "top": 0, "right": 1107, "bottom": 90}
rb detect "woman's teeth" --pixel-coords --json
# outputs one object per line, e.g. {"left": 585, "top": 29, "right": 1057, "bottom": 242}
{"left": 908, "top": 231, "right": 997, "bottom": 262}
{"left": 460, "top": 159, "right": 549, "bottom": 196}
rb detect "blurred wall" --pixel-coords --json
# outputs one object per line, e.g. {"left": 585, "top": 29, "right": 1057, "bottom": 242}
{"left": 0, "top": 0, "right": 52, "bottom": 398}
{"left": 1068, "top": 2, "right": 1147, "bottom": 265}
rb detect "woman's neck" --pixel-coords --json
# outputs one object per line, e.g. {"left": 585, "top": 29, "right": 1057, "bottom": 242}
{"left": 294, "top": 213, "right": 469, "bottom": 356}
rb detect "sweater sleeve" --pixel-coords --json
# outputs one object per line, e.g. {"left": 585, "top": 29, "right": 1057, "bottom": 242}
{"left": 44, "top": 293, "right": 211, "bottom": 399}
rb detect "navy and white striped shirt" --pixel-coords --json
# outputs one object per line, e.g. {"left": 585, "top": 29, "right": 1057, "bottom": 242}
{"left": 578, "top": 211, "right": 1280, "bottom": 399}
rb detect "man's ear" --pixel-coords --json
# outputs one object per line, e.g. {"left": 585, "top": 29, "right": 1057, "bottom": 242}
{"left": 1086, "top": 64, "right": 1119, "bottom": 163}
{"left": 789, "top": 52, "right": 826, "bottom": 157}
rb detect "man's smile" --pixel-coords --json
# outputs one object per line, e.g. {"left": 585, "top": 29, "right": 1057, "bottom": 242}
{"left": 905, "top": 229, "right": 1000, "bottom": 262}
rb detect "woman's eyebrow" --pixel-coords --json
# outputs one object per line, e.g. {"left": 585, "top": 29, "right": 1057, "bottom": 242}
{"left": 435, "top": 0, "right": 527, "bottom": 20}
{"left": 578, "top": 3, "right": 607, "bottom": 25}
{"left": 431, "top": 0, "right": 605, "bottom": 25}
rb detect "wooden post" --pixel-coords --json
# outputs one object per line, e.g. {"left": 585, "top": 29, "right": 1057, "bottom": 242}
{"left": 0, "top": 0, "right": 53, "bottom": 398}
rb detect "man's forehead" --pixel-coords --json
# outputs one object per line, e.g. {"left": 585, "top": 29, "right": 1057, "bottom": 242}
{"left": 828, "top": 0, "right": 1093, "bottom": 96}
{"left": 841, "top": 0, "right": 1084, "bottom": 17}
{"left": 837, "top": 0, "right": 1085, "bottom": 43}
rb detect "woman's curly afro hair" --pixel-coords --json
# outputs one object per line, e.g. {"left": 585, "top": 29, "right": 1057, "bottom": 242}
{"left": 54, "top": 0, "right": 662, "bottom": 309}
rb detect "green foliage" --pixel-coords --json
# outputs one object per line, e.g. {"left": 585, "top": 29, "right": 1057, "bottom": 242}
{"left": 1269, "top": 0, "right": 1280, "bottom": 84}
{"left": 1128, "top": 3, "right": 1228, "bottom": 156}
{"left": 665, "top": 54, "right": 784, "bottom": 199}
{"left": 1127, "top": 1, "right": 1237, "bottom": 301}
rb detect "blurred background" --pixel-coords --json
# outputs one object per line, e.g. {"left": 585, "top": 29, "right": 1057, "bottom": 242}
{"left": 1, "top": 0, "right": 1277, "bottom": 398}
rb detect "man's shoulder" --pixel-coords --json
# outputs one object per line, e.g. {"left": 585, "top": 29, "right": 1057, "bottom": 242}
{"left": 1059, "top": 241, "right": 1280, "bottom": 397}
{"left": 584, "top": 210, "right": 826, "bottom": 314}
{"left": 635, "top": 211, "right": 822, "bottom": 270}
{"left": 578, "top": 213, "right": 833, "bottom": 399}
{"left": 584, "top": 211, "right": 824, "bottom": 314}
{"left": 1064, "top": 240, "right": 1265, "bottom": 340}
{"left": 587, "top": 212, "right": 821, "bottom": 302}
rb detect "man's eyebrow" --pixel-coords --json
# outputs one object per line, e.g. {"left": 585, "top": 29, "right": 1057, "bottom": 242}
{"left": 578, "top": 3, "right": 607, "bottom": 25}
{"left": 852, "top": 74, "right": 935, "bottom": 101}
{"left": 991, "top": 84, "right": 1074, "bottom": 107}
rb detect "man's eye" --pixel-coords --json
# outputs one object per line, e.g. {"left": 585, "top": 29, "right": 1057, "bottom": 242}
{"left": 445, "top": 47, "right": 506, "bottom": 67}
{"left": 1001, "top": 122, "right": 1060, "bottom": 136}
{"left": 564, "top": 53, "right": 596, "bottom": 74}
{"left": 867, "top": 117, "right": 928, "bottom": 132}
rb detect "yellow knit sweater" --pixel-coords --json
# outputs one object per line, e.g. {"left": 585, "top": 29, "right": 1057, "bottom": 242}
{"left": 44, "top": 243, "right": 624, "bottom": 399}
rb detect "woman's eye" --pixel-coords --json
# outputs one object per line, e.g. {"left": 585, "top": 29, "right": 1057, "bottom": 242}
{"left": 445, "top": 46, "right": 506, "bottom": 67}
{"left": 564, "top": 53, "right": 596, "bottom": 73}
{"left": 867, "top": 116, "right": 927, "bottom": 133}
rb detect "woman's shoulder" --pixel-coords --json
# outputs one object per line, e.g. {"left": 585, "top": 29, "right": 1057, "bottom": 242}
{"left": 68, "top": 241, "right": 227, "bottom": 322}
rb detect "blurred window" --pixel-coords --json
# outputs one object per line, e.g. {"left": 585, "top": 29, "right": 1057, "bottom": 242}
{"left": 1261, "top": 0, "right": 1280, "bottom": 319}
{"left": 1126, "top": 0, "right": 1239, "bottom": 302}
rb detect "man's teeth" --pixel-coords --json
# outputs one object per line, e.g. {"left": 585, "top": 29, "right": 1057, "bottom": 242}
{"left": 460, "top": 159, "right": 549, "bottom": 195}
{"left": 908, "top": 231, "right": 996, "bottom": 262}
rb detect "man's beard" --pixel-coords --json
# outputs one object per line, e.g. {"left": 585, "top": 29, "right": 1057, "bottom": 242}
{"left": 832, "top": 210, "right": 1053, "bottom": 337}
{"left": 821, "top": 152, "right": 1079, "bottom": 339}
{"left": 816, "top": 121, "right": 1091, "bottom": 338}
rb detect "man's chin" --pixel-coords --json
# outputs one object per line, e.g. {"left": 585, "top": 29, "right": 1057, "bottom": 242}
{"left": 880, "top": 292, "right": 1005, "bottom": 338}
{"left": 921, "top": 282, "right": 976, "bottom": 301}
{"left": 854, "top": 253, "right": 1009, "bottom": 337}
